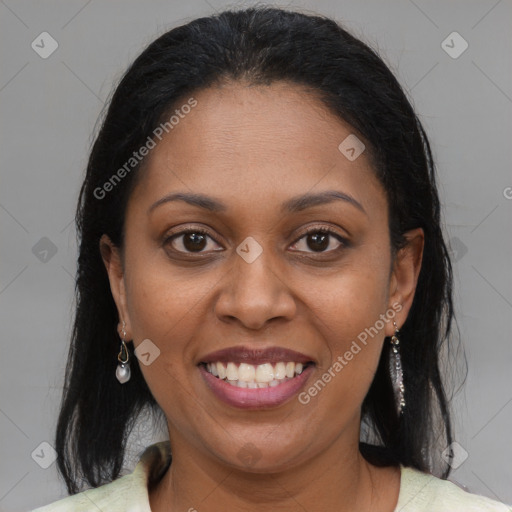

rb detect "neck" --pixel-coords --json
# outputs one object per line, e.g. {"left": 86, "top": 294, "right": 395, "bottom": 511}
{"left": 149, "top": 421, "right": 400, "bottom": 511}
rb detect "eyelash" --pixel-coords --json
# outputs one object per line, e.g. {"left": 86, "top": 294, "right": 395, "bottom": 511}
{"left": 163, "top": 225, "right": 348, "bottom": 256}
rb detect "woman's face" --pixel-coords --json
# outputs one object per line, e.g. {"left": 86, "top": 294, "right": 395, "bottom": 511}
{"left": 102, "top": 80, "right": 423, "bottom": 473}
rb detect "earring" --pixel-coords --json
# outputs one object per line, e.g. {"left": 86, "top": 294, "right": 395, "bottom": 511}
{"left": 116, "top": 321, "right": 131, "bottom": 384}
{"left": 389, "top": 321, "right": 405, "bottom": 415}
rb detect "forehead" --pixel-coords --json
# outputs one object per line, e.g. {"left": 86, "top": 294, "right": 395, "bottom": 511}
{"left": 129, "top": 81, "right": 386, "bottom": 219}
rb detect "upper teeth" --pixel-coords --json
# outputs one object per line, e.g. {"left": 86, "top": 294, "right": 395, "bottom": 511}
{"left": 206, "top": 361, "right": 304, "bottom": 385}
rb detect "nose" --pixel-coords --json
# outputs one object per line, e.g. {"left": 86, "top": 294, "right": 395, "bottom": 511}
{"left": 214, "top": 244, "right": 296, "bottom": 330}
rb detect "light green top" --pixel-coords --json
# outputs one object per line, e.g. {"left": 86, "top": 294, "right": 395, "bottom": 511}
{"left": 31, "top": 441, "right": 511, "bottom": 511}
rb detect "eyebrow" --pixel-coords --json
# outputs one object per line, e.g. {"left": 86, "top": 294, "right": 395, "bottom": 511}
{"left": 148, "top": 190, "right": 367, "bottom": 216}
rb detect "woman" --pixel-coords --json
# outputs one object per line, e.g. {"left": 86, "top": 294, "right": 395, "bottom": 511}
{"left": 32, "top": 6, "right": 510, "bottom": 511}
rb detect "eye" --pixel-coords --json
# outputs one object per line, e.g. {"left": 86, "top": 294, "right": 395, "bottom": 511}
{"left": 164, "top": 227, "right": 222, "bottom": 254}
{"left": 164, "top": 225, "right": 348, "bottom": 256}
{"left": 290, "top": 227, "right": 347, "bottom": 254}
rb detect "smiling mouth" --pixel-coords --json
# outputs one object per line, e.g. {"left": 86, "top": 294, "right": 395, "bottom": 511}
{"left": 199, "top": 361, "right": 315, "bottom": 388}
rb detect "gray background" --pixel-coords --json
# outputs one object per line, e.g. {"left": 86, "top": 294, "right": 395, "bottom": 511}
{"left": 1, "top": 0, "right": 511, "bottom": 510}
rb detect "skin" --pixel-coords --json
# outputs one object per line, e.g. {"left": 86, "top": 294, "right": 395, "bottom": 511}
{"left": 100, "top": 80, "right": 424, "bottom": 511}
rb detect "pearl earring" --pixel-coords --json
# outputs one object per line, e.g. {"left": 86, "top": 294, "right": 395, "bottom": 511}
{"left": 116, "top": 321, "right": 131, "bottom": 384}
{"left": 389, "top": 321, "right": 405, "bottom": 415}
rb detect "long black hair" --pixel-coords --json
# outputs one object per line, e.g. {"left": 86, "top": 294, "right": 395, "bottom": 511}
{"left": 55, "top": 5, "right": 463, "bottom": 494}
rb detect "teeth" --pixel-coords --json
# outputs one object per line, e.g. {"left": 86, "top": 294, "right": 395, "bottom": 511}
{"left": 226, "top": 362, "right": 238, "bottom": 381}
{"left": 205, "top": 361, "right": 309, "bottom": 386}
{"left": 216, "top": 362, "right": 226, "bottom": 379}
{"left": 238, "top": 363, "right": 255, "bottom": 382}
{"left": 255, "top": 363, "right": 274, "bottom": 383}
{"left": 275, "top": 362, "right": 286, "bottom": 379}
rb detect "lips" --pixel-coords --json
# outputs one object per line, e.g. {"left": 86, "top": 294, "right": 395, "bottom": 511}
{"left": 197, "top": 345, "right": 316, "bottom": 409}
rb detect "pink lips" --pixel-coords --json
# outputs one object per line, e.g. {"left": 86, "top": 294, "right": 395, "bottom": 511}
{"left": 197, "top": 345, "right": 315, "bottom": 409}
{"left": 199, "top": 364, "right": 314, "bottom": 409}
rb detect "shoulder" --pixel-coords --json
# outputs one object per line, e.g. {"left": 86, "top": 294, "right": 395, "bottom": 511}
{"left": 29, "top": 473, "right": 148, "bottom": 512}
{"left": 30, "top": 441, "right": 171, "bottom": 512}
{"left": 397, "top": 465, "right": 512, "bottom": 512}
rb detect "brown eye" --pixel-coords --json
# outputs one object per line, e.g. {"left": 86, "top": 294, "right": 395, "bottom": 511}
{"left": 290, "top": 228, "right": 346, "bottom": 253}
{"left": 165, "top": 229, "right": 222, "bottom": 254}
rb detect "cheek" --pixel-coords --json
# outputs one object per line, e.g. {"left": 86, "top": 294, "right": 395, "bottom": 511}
{"left": 309, "top": 257, "right": 390, "bottom": 341}
{"left": 122, "top": 257, "right": 211, "bottom": 407}
{"left": 302, "top": 257, "right": 391, "bottom": 395}
{"left": 125, "top": 253, "right": 211, "bottom": 341}
{"left": 123, "top": 264, "right": 202, "bottom": 418}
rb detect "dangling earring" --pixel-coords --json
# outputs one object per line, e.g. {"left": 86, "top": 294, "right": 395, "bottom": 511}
{"left": 116, "top": 321, "right": 131, "bottom": 384}
{"left": 389, "top": 321, "right": 405, "bottom": 415}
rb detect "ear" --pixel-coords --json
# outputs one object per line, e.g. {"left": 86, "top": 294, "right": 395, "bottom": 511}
{"left": 385, "top": 227, "right": 424, "bottom": 337}
{"left": 99, "top": 234, "right": 132, "bottom": 341}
